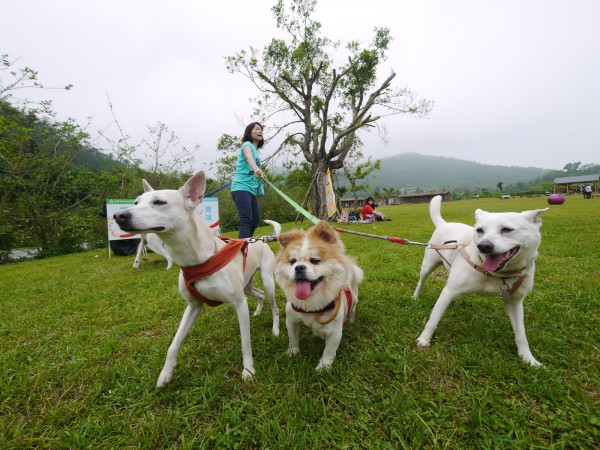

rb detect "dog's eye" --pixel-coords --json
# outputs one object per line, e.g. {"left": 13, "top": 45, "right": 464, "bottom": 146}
{"left": 475, "top": 227, "right": 484, "bottom": 234}
{"left": 501, "top": 227, "right": 514, "bottom": 233}
{"left": 153, "top": 200, "right": 167, "bottom": 206}
{"left": 289, "top": 258, "right": 296, "bottom": 265}
{"left": 310, "top": 258, "right": 320, "bottom": 265}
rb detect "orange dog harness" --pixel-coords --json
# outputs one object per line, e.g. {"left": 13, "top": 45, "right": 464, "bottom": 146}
{"left": 181, "top": 238, "right": 249, "bottom": 307}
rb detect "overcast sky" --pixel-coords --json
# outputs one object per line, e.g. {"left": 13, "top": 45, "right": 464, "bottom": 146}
{"left": 2, "top": 0, "right": 599, "bottom": 172}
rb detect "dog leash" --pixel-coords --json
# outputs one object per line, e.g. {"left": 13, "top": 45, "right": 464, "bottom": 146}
{"left": 262, "top": 178, "right": 425, "bottom": 245}
{"left": 262, "top": 178, "right": 319, "bottom": 225}
{"left": 205, "top": 182, "right": 232, "bottom": 198}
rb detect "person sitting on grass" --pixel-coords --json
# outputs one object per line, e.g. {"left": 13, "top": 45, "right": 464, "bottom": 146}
{"left": 362, "top": 197, "right": 387, "bottom": 222}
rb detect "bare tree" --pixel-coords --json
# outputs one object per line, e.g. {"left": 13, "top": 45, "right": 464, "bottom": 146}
{"left": 225, "top": 0, "right": 432, "bottom": 218}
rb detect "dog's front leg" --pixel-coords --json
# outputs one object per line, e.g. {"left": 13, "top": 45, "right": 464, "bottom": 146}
{"left": 234, "top": 298, "right": 255, "bottom": 380}
{"left": 504, "top": 296, "right": 541, "bottom": 366}
{"left": 417, "top": 287, "right": 458, "bottom": 347}
{"left": 286, "top": 313, "right": 301, "bottom": 357}
{"left": 133, "top": 238, "right": 145, "bottom": 269}
{"left": 316, "top": 329, "right": 342, "bottom": 371}
{"left": 156, "top": 303, "right": 202, "bottom": 389}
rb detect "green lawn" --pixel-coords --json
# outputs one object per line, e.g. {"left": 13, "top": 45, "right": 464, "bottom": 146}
{"left": 1, "top": 195, "right": 598, "bottom": 448}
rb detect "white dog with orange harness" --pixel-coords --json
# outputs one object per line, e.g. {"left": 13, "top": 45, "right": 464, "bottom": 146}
{"left": 113, "top": 172, "right": 280, "bottom": 387}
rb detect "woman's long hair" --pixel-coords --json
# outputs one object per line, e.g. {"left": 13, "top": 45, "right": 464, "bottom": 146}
{"left": 242, "top": 122, "right": 264, "bottom": 149}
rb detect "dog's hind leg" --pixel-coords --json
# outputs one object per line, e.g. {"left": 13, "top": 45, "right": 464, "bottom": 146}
{"left": 413, "top": 254, "right": 442, "bottom": 299}
{"left": 233, "top": 298, "right": 255, "bottom": 380}
{"left": 260, "top": 269, "right": 280, "bottom": 336}
{"left": 416, "top": 287, "right": 457, "bottom": 347}
{"left": 504, "top": 296, "right": 541, "bottom": 366}
{"left": 156, "top": 303, "right": 202, "bottom": 389}
{"left": 244, "top": 280, "right": 265, "bottom": 317}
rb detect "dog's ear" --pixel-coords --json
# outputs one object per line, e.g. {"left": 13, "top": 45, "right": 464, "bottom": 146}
{"left": 278, "top": 230, "right": 305, "bottom": 248}
{"left": 309, "top": 221, "right": 342, "bottom": 247}
{"left": 142, "top": 179, "right": 154, "bottom": 192}
{"left": 521, "top": 208, "right": 549, "bottom": 228}
{"left": 474, "top": 209, "right": 489, "bottom": 221}
{"left": 180, "top": 171, "right": 206, "bottom": 208}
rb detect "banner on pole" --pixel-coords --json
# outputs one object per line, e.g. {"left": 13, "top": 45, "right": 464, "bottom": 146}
{"left": 325, "top": 168, "right": 337, "bottom": 218}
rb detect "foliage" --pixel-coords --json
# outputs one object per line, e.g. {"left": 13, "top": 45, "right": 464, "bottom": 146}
{"left": 340, "top": 148, "right": 381, "bottom": 201}
{"left": 1, "top": 196, "right": 598, "bottom": 448}
{"left": 225, "top": 0, "right": 432, "bottom": 218}
{"left": 0, "top": 55, "right": 202, "bottom": 261}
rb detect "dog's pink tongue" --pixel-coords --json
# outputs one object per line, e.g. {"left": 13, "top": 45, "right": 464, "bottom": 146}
{"left": 295, "top": 280, "right": 312, "bottom": 300}
{"left": 483, "top": 254, "right": 503, "bottom": 272}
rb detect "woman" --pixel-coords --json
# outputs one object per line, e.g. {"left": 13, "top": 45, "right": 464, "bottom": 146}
{"left": 361, "top": 196, "right": 385, "bottom": 222}
{"left": 231, "top": 122, "right": 266, "bottom": 238}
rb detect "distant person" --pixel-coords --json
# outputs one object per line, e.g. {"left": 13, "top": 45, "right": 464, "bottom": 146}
{"left": 231, "top": 122, "right": 266, "bottom": 238}
{"left": 585, "top": 184, "right": 592, "bottom": 199}
{"left": 362, "top": 197, "right": 387, "bottom": 222}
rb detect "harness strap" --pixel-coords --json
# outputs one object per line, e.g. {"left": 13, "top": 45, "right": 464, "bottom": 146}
{"left": 181, "top": 238, "right": 249, "bottom": 307}
{"left": 507, "top": 274, "right": 526, "bottom": 295}
{"left": 292, "top": 286, "right": 353, "bottom": 325}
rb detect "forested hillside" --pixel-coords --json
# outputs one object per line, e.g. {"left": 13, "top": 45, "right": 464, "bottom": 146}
{"left": 368, "top": 153, "right": 548, "bottom": 191}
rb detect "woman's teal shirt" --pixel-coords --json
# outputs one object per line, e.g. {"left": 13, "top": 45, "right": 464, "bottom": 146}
{"left": 231, "top": 141, "right": 261, "bottom": 195}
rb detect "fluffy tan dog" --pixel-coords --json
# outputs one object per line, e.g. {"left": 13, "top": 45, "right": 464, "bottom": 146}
{"left": 268, "top": 220, "right": 364, "bottom": 370}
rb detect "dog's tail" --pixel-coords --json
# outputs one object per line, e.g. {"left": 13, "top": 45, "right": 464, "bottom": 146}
{"left": 264, "top": 220, "right": 281, "bottom": 239}
{"left": 429, "top": 195, "right": 446, "bottom": 229}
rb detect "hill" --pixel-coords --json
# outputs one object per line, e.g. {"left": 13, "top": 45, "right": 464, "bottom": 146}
{"left": 367, "top": 153, "right": 548, "bottom": 191}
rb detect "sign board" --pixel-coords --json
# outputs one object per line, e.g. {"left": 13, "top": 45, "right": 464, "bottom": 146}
{"left": 196, "top": 197, "right": 221, "bottom": 236}
{"left": 106, "top": 199, "right": 140, "bottom": 241}
{"left": 106, "top": 197, "right": 220, "bottom": 242}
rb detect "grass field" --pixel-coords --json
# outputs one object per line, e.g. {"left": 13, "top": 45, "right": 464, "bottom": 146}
{"left": 1, "top": 195, "right": 598, "bottom": 449}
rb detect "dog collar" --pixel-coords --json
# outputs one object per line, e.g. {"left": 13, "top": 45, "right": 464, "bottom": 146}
{"left": 291, "top": 286, "right": 353, "bottom": 325}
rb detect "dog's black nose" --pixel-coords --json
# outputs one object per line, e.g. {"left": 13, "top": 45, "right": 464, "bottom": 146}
{"left": 477, "top": 240, "right": 494, "bottom": 254}
{"left": 113, "top": 210, "right": 130, "bottom": 225}
{"left": 295, "top": 264, "right": 306, "bottom": 273}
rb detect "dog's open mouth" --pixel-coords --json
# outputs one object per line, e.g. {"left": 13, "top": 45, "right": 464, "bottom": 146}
{"left": 294, "top": 276, "right": 324, "bottom": 300}
{"left": 482, "top": 246, "right": 520, "bottom": 272}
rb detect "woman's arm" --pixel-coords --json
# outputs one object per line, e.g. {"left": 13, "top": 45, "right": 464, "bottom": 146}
{"left": 242, "top": 145, "right": 265, "bottom": 178}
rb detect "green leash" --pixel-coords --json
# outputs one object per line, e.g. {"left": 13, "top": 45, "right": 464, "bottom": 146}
{"left": 263, "top": 177, "right": 422, "bottom": 246}
{"left": 262, "top": 178, "right": 319, "bottom": 225}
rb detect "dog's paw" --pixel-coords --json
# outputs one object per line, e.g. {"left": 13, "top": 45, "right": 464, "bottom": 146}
{"left": 416, "top": 337, "right": 431, "bottom": 347}
{"left": 287, "top": 346, "right": 299, "bottom": 357}
{"left": 316, "top": 359, "right": 333, "bottom": 371}
{"left": 272, "top": 325, "right": 280, "bottom": 336}
{"left": 521, "top": 354, "right": 543, "bottom": 367}
{"left": 242, "top": 366, "right": 255, "bottom": 380}
{"left": 156, "top": 371, "right": 174, "bottom": 389}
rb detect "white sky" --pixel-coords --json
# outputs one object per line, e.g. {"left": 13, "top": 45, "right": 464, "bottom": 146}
{"left": 2, "top": 0, "right": 599, "bottom": 172}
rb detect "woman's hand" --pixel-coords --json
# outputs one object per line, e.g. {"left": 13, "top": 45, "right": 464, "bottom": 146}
{"left": 254, "top": 169, "right": 266, "bottom": 179}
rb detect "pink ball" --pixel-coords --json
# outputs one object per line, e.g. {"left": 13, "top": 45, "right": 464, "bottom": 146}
{"left": 547, "top": 194, "right": 565, "bottom": 205}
